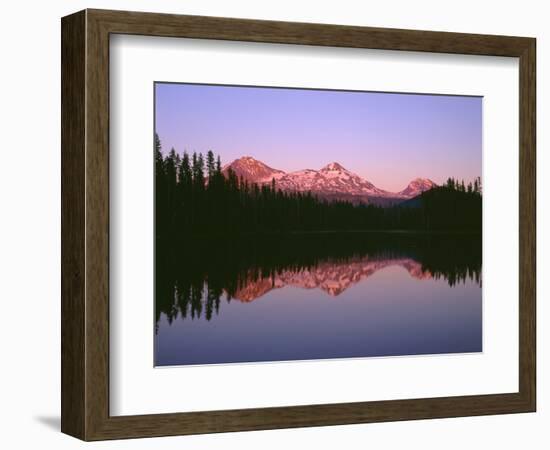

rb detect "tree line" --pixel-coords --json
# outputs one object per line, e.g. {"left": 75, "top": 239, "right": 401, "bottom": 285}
{"left": 155, "top": 134, "right": 482, "bottom": 238}
{"left": 444, "top": 176, "right": 482, "bottom": 195}
{"left": 155, "top": 232, "right": 481, "bottom": 326}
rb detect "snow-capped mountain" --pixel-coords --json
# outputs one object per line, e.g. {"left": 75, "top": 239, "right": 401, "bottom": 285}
{"left": 397, "top": 178, "right": 437, "bottom": 198}
{"left": 222, "top": 156, "right": 437, "bottom": 203}
{"left": 276, "top": 162, "right": 391, "bottom": 198}
{"left": 222, "top": 156, "right": 285, "bottom": 183}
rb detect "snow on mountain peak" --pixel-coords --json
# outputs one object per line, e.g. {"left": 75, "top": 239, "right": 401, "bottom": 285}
{"left": 321, "top": 162, "right": 346, "bottom": 172}
{"left": 398, "top": 178, "right": 437, "bottom": 197}
{"left": 222, "top": 156, "right": 285, "bottom": 182}
{"left": 274, "top": 162, "right": 390, "bottom": 199}
{"left": 222, "top": 156, "right": 437, "bottom": 203}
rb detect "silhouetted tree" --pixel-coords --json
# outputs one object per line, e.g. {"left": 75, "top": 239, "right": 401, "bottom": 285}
{"left": 206, "top": 150, "right": 216, "bottom": 179}
{"left": 154, "top": 136, "right": 482, "bottom": 238}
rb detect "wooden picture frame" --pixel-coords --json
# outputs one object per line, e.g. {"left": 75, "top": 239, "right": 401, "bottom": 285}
{"left": 61, "top": 9, "right": 536, "bottom": 441}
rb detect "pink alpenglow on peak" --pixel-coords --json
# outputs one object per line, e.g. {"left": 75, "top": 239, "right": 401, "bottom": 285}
{"left": 222, "top": 156, "right": 438, "bottom": 203}
{"left": 320, "top": 162, "right": 347, "bottom": 172}
{"left": 397, "top": 178, "right": 438, "bottom": 198}
{"left": 222, "top": 156, "right": 285, "bottom": 183}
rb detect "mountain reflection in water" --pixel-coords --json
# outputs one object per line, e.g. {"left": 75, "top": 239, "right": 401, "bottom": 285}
{"left": 155, "top": 232, "right": 482, "bottom": 365}
{"left": 234, "top": 257, "right": 433, "bottom": 301}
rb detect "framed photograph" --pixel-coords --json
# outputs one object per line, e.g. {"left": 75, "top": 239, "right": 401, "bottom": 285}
{"left": 61, "top": 9, "right": 536, "bottom": 440}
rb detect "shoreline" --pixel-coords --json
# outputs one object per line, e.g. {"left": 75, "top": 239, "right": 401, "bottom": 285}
{"left": 159, "top": 229, "right": 482, "bottom": 241}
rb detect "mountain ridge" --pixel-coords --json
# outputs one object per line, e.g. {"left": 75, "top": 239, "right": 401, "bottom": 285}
{"left": 223, "top": 156, "right": 437, "bottom": 204}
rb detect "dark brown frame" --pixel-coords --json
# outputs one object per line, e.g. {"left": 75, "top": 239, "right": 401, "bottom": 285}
{"left": 61, "top": 9, "right": 536, "bottom": 441}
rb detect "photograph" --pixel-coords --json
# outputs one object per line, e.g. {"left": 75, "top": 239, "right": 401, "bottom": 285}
{"left": 153, "top": 82, "right": 483, "bottom": 367}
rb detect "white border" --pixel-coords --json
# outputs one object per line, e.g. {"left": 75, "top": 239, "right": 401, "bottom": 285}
{"left": 110, "top": 35, "right": 519, "bottom": 416}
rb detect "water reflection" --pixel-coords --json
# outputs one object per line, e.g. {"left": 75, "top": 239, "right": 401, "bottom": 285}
{"left": 234, "top": 257, "right": 440, "bottom": 302}
{"left": 155, "top": 232, "right": 482, "bottom": 365}
{"left": 156, "top": 233, "right": 481, "bottom": 322}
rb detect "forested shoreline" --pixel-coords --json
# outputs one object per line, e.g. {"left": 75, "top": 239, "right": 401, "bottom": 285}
{"left": 156, "top": 232, "right": 482, "bottom": 325}
{"left": 155, "top": 134, "right": 482, "bottom": 239}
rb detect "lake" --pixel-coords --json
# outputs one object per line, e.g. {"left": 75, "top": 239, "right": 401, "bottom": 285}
{"left": 155, "top": 232, "right": 482, "bottom": 366}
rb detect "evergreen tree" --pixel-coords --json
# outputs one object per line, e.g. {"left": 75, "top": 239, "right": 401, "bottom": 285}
{"left": 154, "top": 133, "right": 167, "bottom": 237}
{"left": 179, "top": 152, "right": 192, "bottom": 186}
{"left": 154, "top": 133, "right": 163, "bottom": 170}
{"left": 206, "top": 150, "right": 216, "bottom": 179}
{"left": 154, "top": 135, "right": 482, "bottom": 237}
{"left": 166, "top": 148, "right": 178, "bottom": 188}
{"left": 192, "top": 152, "right": 205, "bottom": 188}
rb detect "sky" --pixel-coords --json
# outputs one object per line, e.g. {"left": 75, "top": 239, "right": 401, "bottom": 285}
{"left": 155, "top": 82, "right": 482, "bottom": 192}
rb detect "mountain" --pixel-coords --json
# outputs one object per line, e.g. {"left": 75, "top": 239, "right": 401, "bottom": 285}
{"left": 222, "top": 156, "right": 437, "bottom": 204}
{"left": 397, "top": 178, "right": 437, "bottom": 198}
{"left": 276, "top": 162, "right": 391, "bottom": 199}
{"left": 222, "top": 156, "right": 285, "bottom": 183}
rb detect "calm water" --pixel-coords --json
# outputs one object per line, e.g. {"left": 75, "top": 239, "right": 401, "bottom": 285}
{"left": 155, "top": 232, "right": 482, "bottom": 366}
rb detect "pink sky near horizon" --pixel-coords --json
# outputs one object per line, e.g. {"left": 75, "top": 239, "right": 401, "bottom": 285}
{"left": 155, "top": 83, "right": 482, "bottom": 192}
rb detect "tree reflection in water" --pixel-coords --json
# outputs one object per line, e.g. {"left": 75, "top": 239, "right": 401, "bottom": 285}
{"left": 155, "top": 232, "right": 481, "bottom": 329}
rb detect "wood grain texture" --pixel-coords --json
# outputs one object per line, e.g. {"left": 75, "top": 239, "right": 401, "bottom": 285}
{"left": 88, "top": 8, "right": 532, "bottom": 56}
{"left": 61, "top": 8, "right": 537, "bottom": 441}
{"left": 61, "top": 10, "right": 86, "bottom": 439}
{"left": 85, "top": 10, "right": 111, "bottom": 440}
{"left": 518, "top": 39, "right": 536, "bottom": 410}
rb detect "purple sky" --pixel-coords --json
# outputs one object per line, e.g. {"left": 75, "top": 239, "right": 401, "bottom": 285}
{"left": 155, "top": 83, "right": 481, "bottom": 192}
